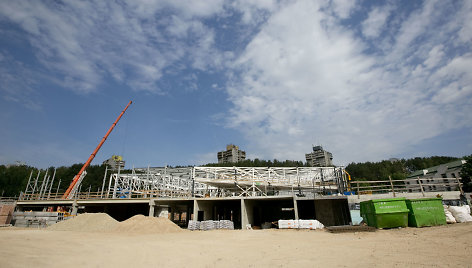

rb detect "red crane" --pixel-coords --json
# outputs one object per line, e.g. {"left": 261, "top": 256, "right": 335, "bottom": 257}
{"left": 62, "top": 100, "right": 132, "bottom": 199}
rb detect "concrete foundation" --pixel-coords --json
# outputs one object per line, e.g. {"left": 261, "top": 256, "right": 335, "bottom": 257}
{"left": 13, "top": 195, "right": 356, "bottom": 229}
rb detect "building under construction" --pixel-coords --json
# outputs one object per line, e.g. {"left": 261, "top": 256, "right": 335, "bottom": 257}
{"left": 6, "top": 101, "right": 464, "bottom": 230}
{"left": 15, "top": 165, "right": 353, "bottom": 228}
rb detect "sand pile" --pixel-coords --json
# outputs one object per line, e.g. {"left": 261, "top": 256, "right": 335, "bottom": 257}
{"left": 48, "top": 213, "right": 118, "bottom": 232}
{"left": 48, "top": 213, "right": 184, "bottom": 233}
{"left": 113, "top": 215, "right": 184, "bottom": 234}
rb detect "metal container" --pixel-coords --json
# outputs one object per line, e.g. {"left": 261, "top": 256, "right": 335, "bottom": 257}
{"left": 360, "top": 198, "right": 409, "bottom": 228}
{"left": 405, "top": 198, "right": 446, "bottom": 227}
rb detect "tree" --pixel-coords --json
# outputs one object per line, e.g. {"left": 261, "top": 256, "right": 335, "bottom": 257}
{"left": 460, "top": 155, "right": 472, "bottom": 192}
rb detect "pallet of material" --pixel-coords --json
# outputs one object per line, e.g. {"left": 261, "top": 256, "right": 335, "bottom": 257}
{"left": 278, "top": 219, "right": 324, "bottom": 230}
{"left": 11, "top": 211, "right": 63, "bottom": 228}
{"left": 0, "top": 204, "right": 15, "bottom": 225}
{"left": 187, "top": 220, "right": 234, "bottom": 231}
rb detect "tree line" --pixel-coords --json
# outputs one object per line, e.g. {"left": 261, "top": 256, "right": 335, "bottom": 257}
{"left": 0, "top": 164, "right": 107, "bottom": 197}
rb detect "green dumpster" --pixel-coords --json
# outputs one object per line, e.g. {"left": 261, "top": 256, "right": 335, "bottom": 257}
{"left": 405, "top": 198, "right": 446, "bottom": 227}
{"left": 360, "top": 198, "right": 409, "bottom": 228}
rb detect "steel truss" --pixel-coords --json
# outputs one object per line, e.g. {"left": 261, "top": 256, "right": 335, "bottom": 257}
{"left": 193, "top": 166, "right": 347, "bottom": 196}
{"left": 106, "top": 167, "right": 218, "bottom": 198}
{"left": 107, "top": 166, "right": 348, "bottom": 198}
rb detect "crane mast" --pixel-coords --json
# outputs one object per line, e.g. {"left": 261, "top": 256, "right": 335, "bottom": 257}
{"left": 62, "top": 100, "right": 132, "bottom": 199}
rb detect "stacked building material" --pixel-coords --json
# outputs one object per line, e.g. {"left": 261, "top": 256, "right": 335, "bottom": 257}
{"left": 278, "top": 219, "right": 299, "bottom": 229}
{"left": 298, "top": 220, "right": 324, "bottom": 229}
{"left": 12, "top": 211, "right": 65, "bottom": 228}
{"left": 187, "top": 220, "right": 234, "bottom": 231}
{"left": 200, "top": 220, "right": 218, "bottom": 230}
{"left": 218, "top": 220, "right": 234, "bottom": 230}
{"left": 0, "top": 202, "right": 16, "bottom": 225}
{"left": 187, "top": 220, "right": 200, "bottom": 230}
{"left": 278, "top": 219, "right": 324, "bottom": 230}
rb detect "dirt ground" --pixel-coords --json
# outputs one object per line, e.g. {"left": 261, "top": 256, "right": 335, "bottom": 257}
{"left": 1, "top": 222, "right": 471, "bottom": 268}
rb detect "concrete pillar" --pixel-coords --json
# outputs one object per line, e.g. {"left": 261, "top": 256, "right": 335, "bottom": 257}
{"left": 71, "top": 200, "right": 78, "bottom": 216}
{"left": 293, "top": 196, "right": 299, "bottom": 220}
{"left": 241, "top": 198, "right": 248, "bottom": 229}
{"left": 148, "top": 199, "right": 155, "bottom": 217}
{"left": 193, "top": 199, "right": 199, "bottom": 221}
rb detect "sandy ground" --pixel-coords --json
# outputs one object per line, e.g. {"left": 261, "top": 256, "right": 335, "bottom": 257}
{"left": 0, "top": 223, "right": 471, "bottom": 268}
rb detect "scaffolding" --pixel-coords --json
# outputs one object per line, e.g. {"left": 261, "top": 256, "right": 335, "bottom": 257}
{"left": 106, "top": 166, "right": 347, "bottom": 198}
{"left": 21, "top": 166, "right": 347, "bottom": 200}
{"left": 105, "top": 167, "right": 218, "bottom": 198}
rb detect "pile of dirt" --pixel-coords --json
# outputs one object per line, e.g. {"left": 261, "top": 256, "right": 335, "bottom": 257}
{"left": 48, "top": 213, "right": 119, "bottom": 232}
{"left": 113, "top": 214, "right": 184, "bottom": 234}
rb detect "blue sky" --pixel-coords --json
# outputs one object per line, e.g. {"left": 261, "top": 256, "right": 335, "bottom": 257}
{"left": 1, "top": 0, "right": 471, "bottom": 169}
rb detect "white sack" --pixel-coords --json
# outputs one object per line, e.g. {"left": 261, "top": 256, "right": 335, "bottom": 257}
{"left": 448, "top": 205, "right": 472, "bottom": 223}
{"left": 443, "top": 205, "right": 456, "bottom": 224}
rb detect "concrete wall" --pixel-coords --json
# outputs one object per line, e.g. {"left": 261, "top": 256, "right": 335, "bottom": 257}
{"left": 194, "top": 200, "right": 214, "bottom": 221}
{"left": 15, "top": 196, "right": 353, "bottom": 229}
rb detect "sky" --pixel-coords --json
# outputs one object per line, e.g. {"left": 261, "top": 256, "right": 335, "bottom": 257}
{"left": 0, "top": 0, "right": 471, "bottom": 169}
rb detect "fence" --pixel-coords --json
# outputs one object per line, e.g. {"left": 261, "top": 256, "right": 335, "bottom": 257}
{"left": 19, "top": 189, "right": 193, "bottom": 201}
{"left": 350, "top": 177, "right": 463, "bottom": 197}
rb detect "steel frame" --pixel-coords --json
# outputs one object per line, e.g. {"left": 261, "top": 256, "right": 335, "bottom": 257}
{"left": 107, "top": 166, "right": 346, "bottom": 198}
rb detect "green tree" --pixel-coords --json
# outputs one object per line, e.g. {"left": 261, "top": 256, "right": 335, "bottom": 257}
{"left": 460, "top": 155, "right": 472, "bottom": 192}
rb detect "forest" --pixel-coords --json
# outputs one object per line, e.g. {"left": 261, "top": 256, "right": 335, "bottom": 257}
{"left": 0, "top": 155, "right": 470, "bottom": 197}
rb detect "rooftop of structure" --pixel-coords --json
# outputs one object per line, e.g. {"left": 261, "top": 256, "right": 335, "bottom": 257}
{"left": 406, "top": 159, "right": 465, "bottom": 178}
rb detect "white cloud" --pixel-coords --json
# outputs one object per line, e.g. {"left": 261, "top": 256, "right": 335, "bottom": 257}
{"left": 423, "top": 45, "right": 445, "bottom": 69}
{"left": 328, "top": 0, "right": 357, "bottom": 19}
{"left": 1, "top": 0, "right": 471, "bottom": 165}
{"left": 0, "top": 0, "right": 226, "bottom": 94}
{"left": 227, "top": 1, "right": 472, "bottom": 164}
{"left": 230, "top": 0, "right": 277, "bottom": 24}
{"left": 361, "top": 5, "right": 392, "bottom": 38}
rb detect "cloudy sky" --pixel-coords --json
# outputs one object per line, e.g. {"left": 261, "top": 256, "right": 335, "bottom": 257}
{"left": 1, "top": 0, "right": 471, "bottom": 168}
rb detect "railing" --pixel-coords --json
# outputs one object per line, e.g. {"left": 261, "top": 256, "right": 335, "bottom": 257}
{"left": 18, "top": 177, "right": 463, "bottom": 201}
{"left": 350, "top": 177, "right": 463, "bottom": 198}
{"left": 19, "top": 189, "right": 194, "bottom": 201}
{"left": 0, "top": 197, "right": 17, "bottom": 202}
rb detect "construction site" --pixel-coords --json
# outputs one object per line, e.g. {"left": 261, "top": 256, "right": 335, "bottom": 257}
{"left": 1, "top": 100, "right": 471, "bottom": 267}
{"left": 2, "top": 101, "right": 467, "bottom": 230}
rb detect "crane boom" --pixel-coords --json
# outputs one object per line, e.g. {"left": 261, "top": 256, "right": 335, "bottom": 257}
{"left": 62, "top": 100, "right": 132, "bottom": 199}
